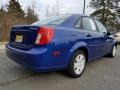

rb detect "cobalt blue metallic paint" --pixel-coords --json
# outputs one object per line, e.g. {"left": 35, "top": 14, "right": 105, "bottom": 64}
{"left": 6, "top": 14, "right": 117, "bottom": 72}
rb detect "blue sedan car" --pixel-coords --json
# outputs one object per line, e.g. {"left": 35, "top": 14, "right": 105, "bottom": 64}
{"left": 6, "top": 14, "right": 117, "bottom": 77}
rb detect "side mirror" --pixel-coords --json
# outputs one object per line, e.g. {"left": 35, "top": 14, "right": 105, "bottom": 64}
{"left": 102, "top": 32, "right": 110, "bottom": 36}
{"left": 107, "top": 31, "right": 116, "bottom": 36}
{"left": 108, "top": 31, "right": 118, "bottom": 35}
{"left": 103, "top": 31, "right": 116, "bottom": 36}
{"left": 107, "top": 31, "right": 111, "bottom": 36}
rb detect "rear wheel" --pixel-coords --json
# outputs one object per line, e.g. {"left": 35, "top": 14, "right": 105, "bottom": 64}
{"left": 67, "top": 50, "right": 86, "bottom": 78}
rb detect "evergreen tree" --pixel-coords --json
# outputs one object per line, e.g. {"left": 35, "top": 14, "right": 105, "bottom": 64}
{"left": 0, "top": 7, "right": 5, "bottom": 17}
{"left": 8, "top": 0, "right": 25, "bottom": 18}
{"left": 25, "top": 7, "right": 38, "bottom": 24}
{"left": 90, "top": 0, "right": 120, "bottom": 30}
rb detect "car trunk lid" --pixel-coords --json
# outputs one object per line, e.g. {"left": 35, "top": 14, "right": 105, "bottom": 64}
{"left": 9, "top": 25, "right": 39, "bottom": 50}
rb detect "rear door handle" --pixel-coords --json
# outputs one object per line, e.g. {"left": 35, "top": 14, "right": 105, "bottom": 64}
{"left": 86, "top": 34, "right": 92, "bottom": 37}
{"left": 70, "top": 34, "right": 76, "bottom": 36}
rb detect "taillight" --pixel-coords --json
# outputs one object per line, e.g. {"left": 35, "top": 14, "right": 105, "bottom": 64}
{"left": 35, "top": 27, "right": 55, "bottom": 45}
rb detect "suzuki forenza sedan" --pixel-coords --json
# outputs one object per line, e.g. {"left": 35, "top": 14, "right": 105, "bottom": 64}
{"left": 6, "top": 14, "right": 117, "bottom": 77}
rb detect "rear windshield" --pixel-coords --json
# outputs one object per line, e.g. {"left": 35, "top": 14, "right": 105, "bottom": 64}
{"left": 32, "top": 15, "right": 70, "bottom": 26}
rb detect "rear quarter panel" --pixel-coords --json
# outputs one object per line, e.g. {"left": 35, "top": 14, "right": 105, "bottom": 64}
{"left": 51, "top": 27, "right": 89, "bottom": 67}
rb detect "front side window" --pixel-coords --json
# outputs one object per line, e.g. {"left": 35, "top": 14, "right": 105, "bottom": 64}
{"left": 95, "top": 20, "right": 107, "bottom": 33}
{"left": 82, "top": 17, "right": 97, "bottom": 31}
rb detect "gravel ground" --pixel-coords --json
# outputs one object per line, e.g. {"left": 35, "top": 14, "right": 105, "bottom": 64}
{"left": 0, "top": 42, "right": 7, "bottom": 49}
{"left": 0, "top": 46, "right": 120, "bottom": 90}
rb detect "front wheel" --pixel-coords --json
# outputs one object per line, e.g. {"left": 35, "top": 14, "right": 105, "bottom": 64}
{"left": 67, "top": 50, "right": 86, "bottom": 78}
{"left": 108, "top": 46, "right": 117, "bottom": 57}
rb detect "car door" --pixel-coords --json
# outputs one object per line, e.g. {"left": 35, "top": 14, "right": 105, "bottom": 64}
{"left": 81, "top": 17, "right": 105, "bottom": 60}
{"left": 94, "top": 20, "right": 113, "bottom": 54}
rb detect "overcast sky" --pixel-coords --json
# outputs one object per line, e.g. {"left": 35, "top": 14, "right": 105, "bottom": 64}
{"left": 0, "top": 0, "right": 95, "bottom": 18}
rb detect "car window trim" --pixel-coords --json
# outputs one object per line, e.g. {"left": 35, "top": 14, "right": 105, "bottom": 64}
{"left": 94, "top": 19, "right": 107, "bottom": 34}
{"left": 74, "top": 17, "right": 82, "bottom": 29}
{"left": 81, "top": 16, "right": 99, "bottom": 32}
{"left": 92, "top": 19, "right": 101, "bottom": 33}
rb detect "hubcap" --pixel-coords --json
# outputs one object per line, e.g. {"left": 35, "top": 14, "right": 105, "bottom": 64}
{"left": 74, "top": 54, "right": 85, "bottom": 75}
{"left": 113, "top": 46, "right": 116, "bottom": 56}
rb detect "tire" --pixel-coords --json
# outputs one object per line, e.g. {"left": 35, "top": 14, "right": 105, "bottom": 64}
{"left": 108, "top": 45, "right": 117, "bottom": 57}
{"left": 67, "top": 50, "right": 86, "bottom": 78}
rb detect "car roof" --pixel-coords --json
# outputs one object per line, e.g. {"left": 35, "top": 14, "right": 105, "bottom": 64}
{"left": 66, "top": 14, "right": 90, "bottom": 18}
{"left": 58, "top": 14, "right": 91, "bottom": 28}
{"left": 56, "top": 14, "right": 90, "bottom": 18}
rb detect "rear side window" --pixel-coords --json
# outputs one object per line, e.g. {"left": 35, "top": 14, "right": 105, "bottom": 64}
{"left": 32, "top": 16, "right": 69, "bottom": 26}
{"left": 82, "top": 17, "right": 97, "bottom": 31}
{"left": 95, "top": 20, "right": 107, "bottom": 33}
{"left": 75, "top": 19, "right": 82, "bottom": 28}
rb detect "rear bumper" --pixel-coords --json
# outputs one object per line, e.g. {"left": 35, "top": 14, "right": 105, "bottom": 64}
{"left": 6, "top": 44, "right": 66, "bottom": 72}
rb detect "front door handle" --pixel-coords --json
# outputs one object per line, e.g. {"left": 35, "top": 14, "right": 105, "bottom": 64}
{"left": 86, "top": 34, "right": 92, "bottom": 37}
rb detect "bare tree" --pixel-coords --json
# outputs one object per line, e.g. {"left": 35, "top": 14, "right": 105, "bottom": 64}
{"left": 56, "top": 0, "right": 59, "bottom": 15}
{"left": 46, "top": 5, "right": 50, "bottom": 17}
{"left": 44, "top": 0, "right": 64, "bottom": 17}
{"left": 55, "top": 0, "right": 64, "bottom": 16}
{"left": 31, "top": 0, "right": 39, "bottom": 14}
{"left": 64, "top": 8, "right": 72, "bottom": 15}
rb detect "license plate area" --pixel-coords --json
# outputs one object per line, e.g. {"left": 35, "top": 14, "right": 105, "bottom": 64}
{"left": 15, "top": 35, "right": 23, "bottom": 43}
{"left": 10, "top": 28, "right": 38, "bottom": 47}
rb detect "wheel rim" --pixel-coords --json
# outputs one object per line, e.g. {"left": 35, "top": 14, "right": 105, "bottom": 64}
{"left": 74, "top": 54, "right": 86, "bottom": 75}
{"left": 112, "top": 46, "right": 116, "bottom": 56}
